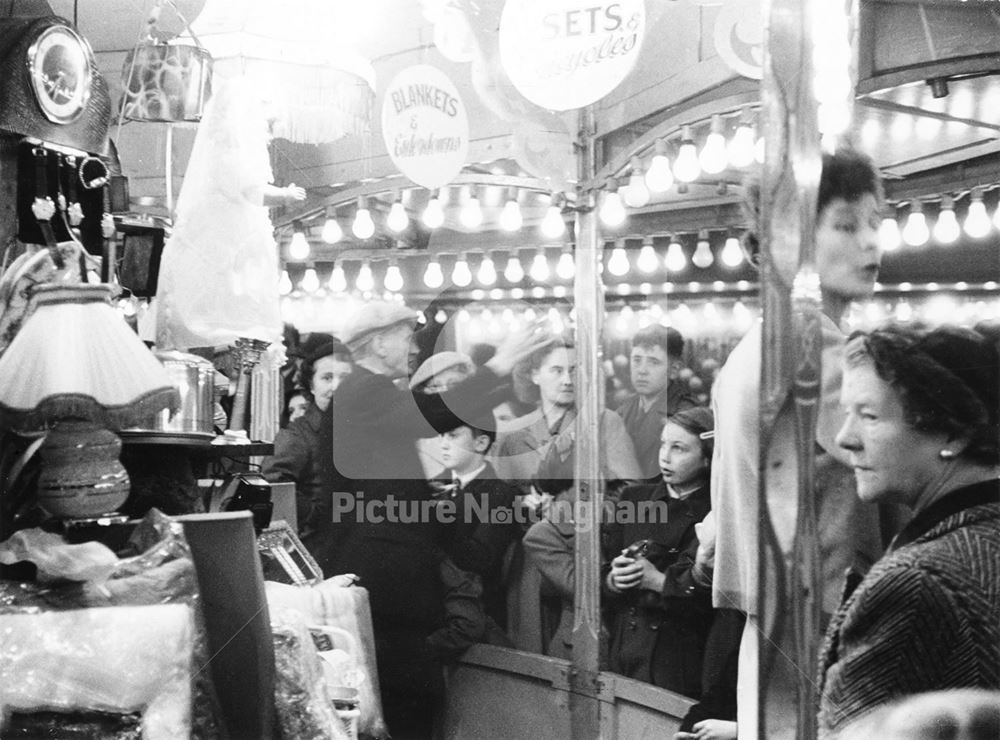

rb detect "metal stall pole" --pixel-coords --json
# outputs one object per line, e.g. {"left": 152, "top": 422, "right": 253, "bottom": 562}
{"left": 756, "top": 0, "right": 825, "bottom": 737}
{"left": 570, "top": 105, "right": 605, "bottom": 740}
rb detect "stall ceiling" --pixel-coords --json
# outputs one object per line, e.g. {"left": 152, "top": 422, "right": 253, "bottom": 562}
{"left": 36, "top": 0, "right": 1000, "bottom": 288}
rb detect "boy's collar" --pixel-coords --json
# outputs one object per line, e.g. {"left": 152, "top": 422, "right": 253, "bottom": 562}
{"left": 452, "top": 462, "right": 488, "bottom": 488}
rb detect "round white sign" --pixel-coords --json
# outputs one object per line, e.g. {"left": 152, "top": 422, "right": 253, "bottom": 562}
{"left": 381, "top": 64, "right": 469, "bottom": 190}
{"left": 498, "top": 0, "right": 645, "bottom": 112}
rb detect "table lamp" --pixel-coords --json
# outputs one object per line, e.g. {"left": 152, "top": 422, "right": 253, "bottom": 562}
{"left": 0, "top": 283, "right": 178, "bottom": 519}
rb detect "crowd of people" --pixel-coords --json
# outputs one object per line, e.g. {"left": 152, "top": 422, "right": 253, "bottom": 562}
{"left": 261, "top": 148, "right": 1000, "bottom": 740}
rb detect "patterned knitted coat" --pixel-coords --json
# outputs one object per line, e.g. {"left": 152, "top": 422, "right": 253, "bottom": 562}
{"left": 817, "top": 479, "right": 1000, "bottom": 737}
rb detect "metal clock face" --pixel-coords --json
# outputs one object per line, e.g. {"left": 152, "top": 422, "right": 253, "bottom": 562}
{"left": 27, "top": 24, "right": 93, "bottom": 125}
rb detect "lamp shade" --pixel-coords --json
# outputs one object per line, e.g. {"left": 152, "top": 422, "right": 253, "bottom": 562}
{"left": 0, "top": 283, "right": 178, "bottom": 432}
{"left": 185, "top": 0, "right": 376, "bottom": 144}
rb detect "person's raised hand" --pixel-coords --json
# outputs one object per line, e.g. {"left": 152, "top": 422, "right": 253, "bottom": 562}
{"left": 284, "top": 183, "right": 306, "bottom": 202}
{"left": 484, "top": 320, "right": 552, "bottom": 377}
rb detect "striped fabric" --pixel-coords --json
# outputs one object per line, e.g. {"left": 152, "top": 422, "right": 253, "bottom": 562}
{"left": 817, "top": 490, "right": 1000, "bottom": 737}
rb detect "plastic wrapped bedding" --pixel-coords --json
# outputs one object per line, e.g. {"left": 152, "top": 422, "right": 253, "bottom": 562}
{"left": 0, "top": 603, "right": 193, "bottom": 739}
{"left": 0, "top": 509, "right": 221, "bottom": 738}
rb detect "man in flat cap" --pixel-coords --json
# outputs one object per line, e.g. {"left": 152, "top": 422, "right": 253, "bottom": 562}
{"left": 321, "top": 298, "right": 545, "bottom": 739}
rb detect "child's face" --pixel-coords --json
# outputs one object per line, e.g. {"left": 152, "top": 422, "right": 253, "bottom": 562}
{"left": 287, "top": 394, "right": 310, "bottom": 422}
{"left": 439, "top": 426, "right": 487, "bottom": 474}
{"left": 658, "top": 421, "right": 708, "bottom": 488}
{"left": 815, "top": 194, "right": 882, "bottom": 304}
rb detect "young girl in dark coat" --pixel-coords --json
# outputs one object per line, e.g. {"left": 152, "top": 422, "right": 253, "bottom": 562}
{"left": 604, "top": 407, "right": 717, "bottom": 697}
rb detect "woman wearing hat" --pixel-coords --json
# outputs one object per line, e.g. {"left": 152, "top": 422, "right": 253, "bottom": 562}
{"left": 262, "top": 335, "right": 352, "bottom": 570}
{"left": 603, "top": 407, "right": 718, "bottom": 698}
{"left": 817, "top": 323, "right": 1000, "bottom": 737}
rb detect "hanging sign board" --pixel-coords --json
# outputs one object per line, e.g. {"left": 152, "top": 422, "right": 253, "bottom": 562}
{"left": 381, "top": 64, "right": 469, "bottom": 190}
{"left": 498, "top": 0, "right": 646, "bottom": 112}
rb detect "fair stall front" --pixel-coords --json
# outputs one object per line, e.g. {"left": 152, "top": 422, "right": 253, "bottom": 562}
{"left": 0, "top": 0, "right": 998, "bottom": 738}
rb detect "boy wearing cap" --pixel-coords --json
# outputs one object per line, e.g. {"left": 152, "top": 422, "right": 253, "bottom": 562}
{"left": 410, "top": 351, "right": 477, "bottom": 479}
{"left": 616, "top": 325, "right": 699, "bottom": 479}
{"left": 433, "top": 411, "right": 520, "bottom": 629}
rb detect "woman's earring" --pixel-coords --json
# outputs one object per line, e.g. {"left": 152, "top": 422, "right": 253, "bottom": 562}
{"left": 939, "top": 449, "right": 956, "bottom": 460}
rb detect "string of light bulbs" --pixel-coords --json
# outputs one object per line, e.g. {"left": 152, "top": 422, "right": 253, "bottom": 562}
{"left": 277, "top": 230, "right": 759, "bottom": 297}
{"left": 879, "top": 185, "right": 1000, "bottom": 251}
{"left": 280, "top": 108, "right": 775, "bottom": 261}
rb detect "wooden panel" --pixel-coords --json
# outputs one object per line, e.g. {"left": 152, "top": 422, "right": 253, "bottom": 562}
{"left": 441, "top": 647, "right": 695, "bottom": 740}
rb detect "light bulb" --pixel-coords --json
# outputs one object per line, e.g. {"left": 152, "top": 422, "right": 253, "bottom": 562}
{"left": 477, "top": 254, "right": 497, "bottom": 285}
{"left": 329, "top": 264, "right": 346, "bottom": 292}
{"left": 452, "top": 255, "right": 472, "bottom": 286}
{"left": 879, "top": 216, "right": 901, "bottom": 252}
{"left": 460, "top": 193, "right": 483, "bottom": 229}
{"left": 321, "top": 217, "right": 342, "bottom": 244}
{"left": 384, "top": 264, "right": 404, "bottom": 292}
{"left": 278, "top": 270, "right": 292, "bottom": 295}
{"left": 728, "top": 123, "right": 755, "bottom": 168}
{"left": 423, "top": 260, "right": 444, "bottom": 288}
{"left": 674, "top": 128, "right": 700, "bottom": 182}
{"left": 504, "top": 255, "right": 525, "bottom": 282}
{"left": 933, "top": 197, "right": 960, "bottom": 244}
{"left": 548, "top": 307, "right": 564, "bottom": 333}
{"left": 902, "top": 203, "right": 929, "bottom": 247}
{"left": 540, "top": 204, "right": 566, "bottom": 238}
{"left": 665, "top": 241, "right": 687, "bottom": 272}
{"left": 755, "top": 136, "right": 765, "bottom": 164}
{"left": 422, "top": 194, "right": 445, "bottom": 229}
{"left": 435, "top": 309, "right": 448, "bottom": 323}
{"left": 499, "top": 198, "right": 523, "bottom": 231}
{"left": 355, "top": 262, "right": 374, "bottom": 292}
{"left": 556, "top": 250, "right": 575, "bottom": 279}
{"left": 646, "top": 160, "right": 674, "bottom": 195}
{"left": 624, "top": 170, "right": 651, "bottom": 208}
{"left": 607, "top": 245, "right": 630, "bottom": 276}
{"left": 387, "top": 201, "right": 408, "bottom": 232}
{"left": 637, "top": 243, "right": 659, "bottom": 273}
{"left": 352, "top": 200, "right": 375, "bottom": 239}
{"left": 301, "top": 267, "right": 320, "bottom": 293}
{"left": 599, "top": 189, "right": 627, "bottom": 227}
{"left": 288, "top": 230, "right": 310, "bottom": 260}
{"left": 721, "top": 236, "right": 743, "bottom": 267}
{"left": 623, "top": 158, "right": 650, "bottom": 207}
{"left": 964, "top": 192, "right": 991, "bottom": 238}
{"left": 699, "top": 117, "right": 727, "bottom": 174}
{"left": 692, "top": 238, "right": 714, "bottom": 268}
{"left": 529, "top": 251, "right": 550, "bottom": 282}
